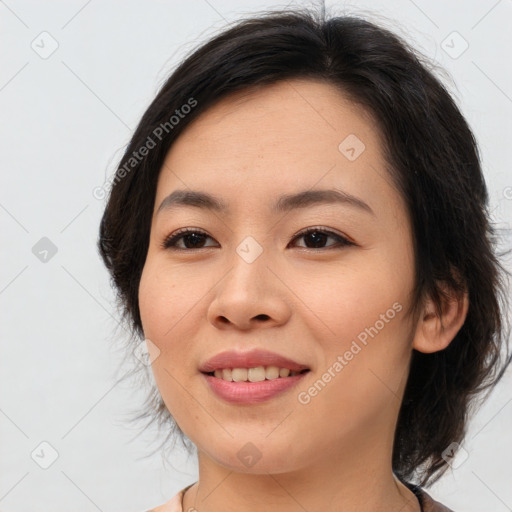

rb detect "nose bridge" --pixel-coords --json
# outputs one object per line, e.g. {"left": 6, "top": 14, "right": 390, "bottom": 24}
{"left": 226, "top": 233, "right": 270, "bottom": 294}
{"left": 207, "top": 231, "right": 290, "bottom": 328}
{"left": 219, "top": 199, "right": 285, "bottom": 286}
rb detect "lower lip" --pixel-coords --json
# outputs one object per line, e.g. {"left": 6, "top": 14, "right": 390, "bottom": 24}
{"left": 202, "top": 372, "right": 309, "bottom": 404}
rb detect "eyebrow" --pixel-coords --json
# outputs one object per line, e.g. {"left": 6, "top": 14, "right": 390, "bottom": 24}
{"left": 156, "top": 188, "right": 374, "bottom": 216}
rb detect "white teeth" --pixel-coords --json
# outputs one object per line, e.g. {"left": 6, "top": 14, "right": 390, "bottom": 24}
{"left": 211, "top": 366, "right": 304, "bottom": 382}
{"left": 248, "top": 366, "right": 266, "bottom": 382}
{"left": 265, "top": 365, "right": 280, "bottom": 380}
{"left": 279, "top": 368, "right": 290, "bottom": 378}
{"left": 232, "top": 368, "right": 248, "bottom": 382}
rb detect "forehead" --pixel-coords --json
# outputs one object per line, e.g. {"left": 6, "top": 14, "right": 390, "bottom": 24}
{"left": 173, "top": 78, "right": 379, "bottom": 153}
{"left": 155, "top": 78, "right": 402, "bottom": 222}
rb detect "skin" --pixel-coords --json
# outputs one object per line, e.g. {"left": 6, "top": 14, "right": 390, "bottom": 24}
{"left": 139, "top": 78, "right": 468, "bottom": 512}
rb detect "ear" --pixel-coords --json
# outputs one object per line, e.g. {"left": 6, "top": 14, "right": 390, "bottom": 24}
{"left": 412, "top": 280, "right": 469, "bottom": 354}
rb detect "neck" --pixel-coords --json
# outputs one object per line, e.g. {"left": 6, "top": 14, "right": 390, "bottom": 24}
{"left": 183, "top": 436, "right": 420, "bottom": 512}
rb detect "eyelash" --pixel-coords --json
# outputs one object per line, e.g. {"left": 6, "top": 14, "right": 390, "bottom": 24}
{"left": 160, "top": 226, "right": 355, "bottom": 251}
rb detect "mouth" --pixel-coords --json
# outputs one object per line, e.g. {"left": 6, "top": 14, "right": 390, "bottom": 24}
{"left": 201, "top": 368, "right": 311, "bottom": 405}
{"left": 198, "top": 348, "right": 311, "bottom": 404}
{"left": 199, "top": 348, "right": 310, "bottom": 375}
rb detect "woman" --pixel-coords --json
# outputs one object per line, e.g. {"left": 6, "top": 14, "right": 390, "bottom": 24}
{"left": 98, "top": 7, "right": 511, "bottom": 512}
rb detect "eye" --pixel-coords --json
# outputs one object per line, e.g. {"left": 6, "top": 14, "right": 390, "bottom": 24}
{"left": 161, "top": 228, "right": 216, "bottom": 250}
{"left": 289, "top": 227, "right": 354, "bottom": 250}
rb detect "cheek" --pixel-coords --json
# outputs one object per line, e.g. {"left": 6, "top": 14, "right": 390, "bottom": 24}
{"left": 138, "top": 259, "right": 199, "bottom": 343}
{"left": 138, "top": 261, "right": 196, "bottom": 421}
{"left": 295, "top": 259, "right": 407, "bottom": 343}
{"left": 138, "top": 257, "right": 215, "bottom": 376}
{"left": 138, "top": 264, "right": 170, "bottom": 340}
{"left": 296, "top": 288, "right": 411, "bottom": 438}
{"left": 296, "top": 253, "right": 414, "bottom": 399}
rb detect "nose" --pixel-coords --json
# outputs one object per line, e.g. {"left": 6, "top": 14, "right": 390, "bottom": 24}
{"left": 206, "top": 245, "right": 291, "bottom": 331}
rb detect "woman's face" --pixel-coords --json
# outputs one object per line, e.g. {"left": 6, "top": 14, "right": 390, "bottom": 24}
{"left": 138, "top": 78, "right": 420, "bottom": 474}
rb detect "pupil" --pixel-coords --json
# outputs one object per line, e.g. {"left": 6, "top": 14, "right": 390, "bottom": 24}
{"left": 306, "top": 231, "right": 326, "bottom": 248}
{"left": 186, "top": 233, "right": 205, "bottom": 248}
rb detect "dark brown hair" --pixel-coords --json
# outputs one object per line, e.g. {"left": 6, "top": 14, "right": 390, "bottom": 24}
{"left": 98, "top": 6, "right": 511, "bottom": 486}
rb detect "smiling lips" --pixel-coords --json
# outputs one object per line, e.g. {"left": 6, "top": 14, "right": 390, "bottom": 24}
{"left": 199, "top": 348, "right": 310, "bottom": 404}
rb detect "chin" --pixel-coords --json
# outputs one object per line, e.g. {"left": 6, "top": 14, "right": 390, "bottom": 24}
{"left": 197, "top": 437, "right": 304, "bottom": 475}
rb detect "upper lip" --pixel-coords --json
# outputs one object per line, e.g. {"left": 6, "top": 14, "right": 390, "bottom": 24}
{"left": 199, "top": 348, "right": 310, "bottom": 373}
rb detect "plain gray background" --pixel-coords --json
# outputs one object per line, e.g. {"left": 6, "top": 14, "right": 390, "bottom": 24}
{"left": 1, "top": 0, "right": 511, "bottom": 510}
